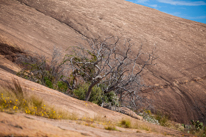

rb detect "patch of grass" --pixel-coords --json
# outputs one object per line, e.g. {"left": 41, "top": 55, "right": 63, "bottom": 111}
{"left": 67, "top": 112, "right": 79, "bottom": 120}
{"left": 0, "top": 79, "right": 68, "bottom": 119}
{"left": 73, "top": 114, "right": 119, "bottom": 130}
{"left": 136, "top": 124, "right": 151, "bottom": 132}
{"left": 84, "top": 122, "right": 96, "bottom": 128}
{"left": 105, "top": 126, "right": 117, "bottom": 131}
{"left": 93, "top": 115, "right": 111, "bottom": 124}
{"left": 104, "top": 119, "right": 118, "bottom": 131}
{"left": 119, "top": 119, "right": 131, "bottom": 128}
{"left": 93, "top": 115, "right": 104, "bottom": 122}
{"left": 129, "top": 122, "right": 156, "bottom": 133}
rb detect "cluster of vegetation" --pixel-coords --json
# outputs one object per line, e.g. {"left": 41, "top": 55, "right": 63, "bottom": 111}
{"left": 73, "top": 83, "right": 119, "bottom": 106}
{"left": 154, "top": 112, "right": 170, "bottom": 126}
{"left": 104, "top": 126, "right": 117, "bottom": 131}
{"left": 141, "top": 109, "right": 206, "bottom": 136}
{"left": 16, "top": 46, "right": 120, "bottom": 107}
{"left": 0, "top": 79, "right": 68, "bottom": 119}
{"left": 103, "top": 118, "right": 153, "bottom": 132}
{"left": 141, "top": 110, "right": 206, "bottom": 136}
{"left": 16, "top": 37, "right": 156, "bottom": 110}
{"left": 182, "top": 120, "right": 206, "bottom": 137}
{"left": 139, "top": 110, "right": 171, "bottom": 126}
{"left": 77, "top": 115, "right": 153, "bottom": 132}
{"left": 78, "top": 115, "right": 117, "bottom": 129}
{"left": 118, "top": 119, "right": 153, "bottom": 132}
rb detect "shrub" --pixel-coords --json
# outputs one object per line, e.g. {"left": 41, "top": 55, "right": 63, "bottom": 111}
{"left": 73, "top": 83, "right": 119, "bottom": 106}
{"left": 16, "top": 48, "right": 69, "bottom": 93}
{"left": 191, "top": 120, "right": 204, "bottom": 131}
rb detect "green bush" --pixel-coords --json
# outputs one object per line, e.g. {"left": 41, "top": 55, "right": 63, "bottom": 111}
{"left": 44, "top": 77, "right": 54, "bottom": 89}
{"left": 57, "top": 81, "right": 68, "bottom": 93}
{"left": 73, "top": 83, "right": 119, "bottom": 106}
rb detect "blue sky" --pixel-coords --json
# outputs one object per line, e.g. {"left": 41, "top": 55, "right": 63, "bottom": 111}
{"left": 126, "top": 0, "right": 206, "bottom": 24}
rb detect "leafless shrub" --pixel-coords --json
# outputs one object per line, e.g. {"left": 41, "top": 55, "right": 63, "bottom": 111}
{"left": 63, "top": 36, "right": 157, "bottom": 109}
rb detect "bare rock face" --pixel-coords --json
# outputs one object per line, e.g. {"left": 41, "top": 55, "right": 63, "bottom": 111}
{"left": 118, "top": 107, "right": 143, "bottom": 121}
{"left": 0, "top": 112, "right": 85, "bottom": 137}
{"left": 0, "top": 0, "right": 206, "bottom": 124}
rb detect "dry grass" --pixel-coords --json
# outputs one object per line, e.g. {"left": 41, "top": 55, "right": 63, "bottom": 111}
{"left": 136, "top": 124, "right": 151, "bottom": 132}
{"left": 0, "top": 79, "right": 69, "bottom": 119}
{"left": 118, "top": 119, "right": 132, "bottom": 128}
{"left": 105, "top": 126, "right": 118, "bottom": 131}
{"left": 194, "top": 128, "right": 206, "bottom": 137}
{"left": 76, "top": 115, "right": 117, "bottom": 129}
{"left": 67, "top": 112, "right": 79, "bottom": 120}
{"left": 117, "top": 118, "right": 158, "bottom": 133}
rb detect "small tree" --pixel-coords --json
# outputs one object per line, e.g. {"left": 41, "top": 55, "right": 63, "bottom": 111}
{"left": 64, "top": 37, "right": 156, "bottom": 109}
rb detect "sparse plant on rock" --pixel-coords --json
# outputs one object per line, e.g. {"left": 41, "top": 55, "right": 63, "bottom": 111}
{"left": 182, "top": 120, "right": 205, "bottom": 136}
{"left": 119, "top": 119, "right": 131, "bottom": 128}
{"left": 154, "top": 112, "right": 169, "bottom": 126}
{"left": 16, "top": 47, "right": 70, "bottom": 93}
{"left": 64, "top": 36, "right": 156, "bottom": 110}
{"left": 0, "top": 79, "right": 68, "bottom": 119}
{"left": 191, "top": 120, "right": 204, "bottom": 131}
{"left": 140, "top": 110, "right": 159, "bottom": 125}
